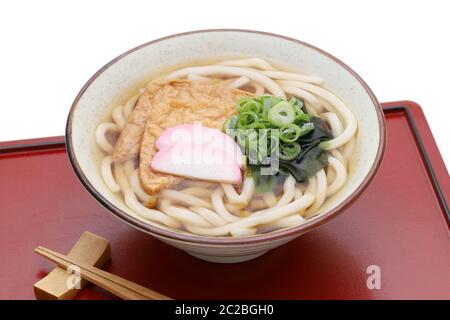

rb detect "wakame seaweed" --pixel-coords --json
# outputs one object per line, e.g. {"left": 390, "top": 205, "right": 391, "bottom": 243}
{"left": 297, "top": 116, "right": 333, "bottom": 144}
{"left": 250, "top": 166, "right": 285, "bottom": 194}
{"left": 279, "top": 142, "right": 330, "bottom": 182}
{"left": 279, "top": 117, "right": 333, "bottom": 182}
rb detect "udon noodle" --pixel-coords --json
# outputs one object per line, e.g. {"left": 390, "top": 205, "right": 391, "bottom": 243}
{"left": 95, "top": 57, "right": 357, "bottom": 237}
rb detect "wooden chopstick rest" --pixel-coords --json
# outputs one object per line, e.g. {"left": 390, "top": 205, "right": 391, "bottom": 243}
{"left": 35, "top": 246, "right": 171, "bottom": 300}
{"left": 33, "top": 231, "right": 110, "bottom": 300}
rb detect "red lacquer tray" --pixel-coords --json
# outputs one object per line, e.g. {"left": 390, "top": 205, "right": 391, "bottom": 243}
{"left": 0, "top": 101, "right": 449, "bottom": 300}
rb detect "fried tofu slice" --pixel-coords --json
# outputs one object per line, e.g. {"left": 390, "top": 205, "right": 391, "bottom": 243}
{"left": 138, "top": 79, "right": 252, "bottom": 194}
{"left": 112, "top": 80, "right": 166, "bottom": 162}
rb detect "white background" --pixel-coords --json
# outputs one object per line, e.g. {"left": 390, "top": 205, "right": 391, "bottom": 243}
{"left": 0, "top": 0, "right": 449, "bottom": 170}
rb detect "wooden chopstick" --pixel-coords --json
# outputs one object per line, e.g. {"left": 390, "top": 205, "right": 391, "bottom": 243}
{"left": 35, "top": 247, "right": 147, "bottom": 300}
{"left": 35, "top": 246, "right": 172, "bottom": 300}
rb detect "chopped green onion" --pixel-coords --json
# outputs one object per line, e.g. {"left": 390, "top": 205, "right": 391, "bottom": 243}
{"left": 246, "top": 122, "right": 266, "bottom": 130}
{"left": 298, "top": 122, "right": 315, "bottom": 137}
{"left": 295, "top": 113, "right": 312, "bottom": 124}
{"left": 262, "top": 102, "right": 271, "bottom": 115}
{"left": 280, "top": 124, "right": 302, "bottom": 143}
{"left": 289, "top": 97, "right": 304, "bottom": 107}
{"left": 267, "top": 129, "right": 280, "bottom": 157}
{"left": 289, "top": 97, "right": 305, "bottom": 115}
{"left": 236, "top": 130, "right": 246, "bottom": 147}
{"left": 268, "top": 101, "right": 296, "bottom": 127}
{"left": 237, "top": 111, "right": 259, "bottom": 129}
{"left": 223, "top": 115, "right": 238, "bottom": 131}
{"left": 224, "top": 95, "right": 330, "bottom": 183}
{"left": 258, "top": 95, "right": 282, "bottom": 110}
{"left": 236, "top": 129, "right": 258, "bottom": 148}
{"left": 279, "top": 142, "right": 301, "bottom": 161}
{"left": 238, "top": 97, "right": 262, "bottom": 113}
{"left": 256, "top": 117, "right": 276, "bottom": 129}
{"left": 319, "top": 140, "right": 330, "bottom": 149}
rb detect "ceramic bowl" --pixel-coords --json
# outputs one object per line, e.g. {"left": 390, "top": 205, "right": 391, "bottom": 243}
{"left": 66, "top": 29, "right": 386, "bottom": 263}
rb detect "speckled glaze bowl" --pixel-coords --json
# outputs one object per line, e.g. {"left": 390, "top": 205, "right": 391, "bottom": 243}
{"left": 66, "top": 30, "right": 386, "bottom": 263}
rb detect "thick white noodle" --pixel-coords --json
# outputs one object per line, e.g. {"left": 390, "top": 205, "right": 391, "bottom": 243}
{"left": 304, "top": 103, "right": 319, "bottom": 116}
{"left": 186, "top": 177, "right": 316, "bottom": 236}
{"left": 326, "top": 156, "right": 347, "bottom": 197}
{"left": 112, "top": 105, "right": 127, "bottom": 130}
{"left": 318, "top": 97, "right": 337, "bottom": 114}
{"left": 258, "top": 192, "right": 305, "bottom": 233}
{"left": 249, "top": 198, "right": 269, "bottom": 210}
{"left": 326, "top": 166, "right": 336, "bottom": 185}
{"left": 180, "top": 187, "right": 214, "bottom": 198}
{"left": 272, "top": 214, "right": 305, "bottom": 229}
{"left": 260, "top": 70, "right": 324, "bottom": 84}
{"left": 327, "top": 149, "right": 345, "bottom": 185}
{"left": 253, "top": 83, "right": 265, "bottom": 95}
{"left": 280, "top": 86, "right": 323, "bottom": 113}
{"left": 274, "top": 175, "right": 296, "bottom": 208}
{"left": 262, "top": 192, "right": 278, "bottom": 208}
{"left": 159, "top": 200, "right": 212, "bottom": 228}
{"left": 230, "top": 228, "right": 258, "bottom": 237}
{"left": 323, "top": 112, "right": 344, "bottom": 137}
{"left": 100, "top": 156, "right": 121, "bottom": 193}
{"left": 211, "top": 188, "right": 240, "bottom": 222}
{"left": 278, "top": 80, "right": 357, "bottom": 149}
{"left": 160, "top": 189, "right": 212, "bottom": 209}
{"left": 227, "top": 76, "right": 250, "bottom": 89}
{"left": 294, "top": 187, "right": 303, "bottom": 200}
{"left": 187, "top": 74, "right": 212, "bottom": 82}
{"left": 221, "top": 177, "right": 255, "bottom": 206}
{"left": 326, "top": 150, "right": 345, "bottom": 185}
{"left": 130, "top": 170, "right": 151, "bottom": 203}
{"left": 95, "top": 122, "right": 118, "bottom": 154}
{"left": 190, "top": 206, "right": 227, "bottom": 227}
{"left": 218, "top": 58, "right": 276, "bottom": 71}
{"left": 123, "top": 94, "right": 140, "bottom": 120}
{"left": 224, "top": 203, "right": 242, "bottom": 216}
{"left": 167, "top": 66, "right": 286, "bottom": 97}
{"left": 113, "top": 165, "right": 181, "bottom": 228}
{"left": 331, "top": 149, "right": 346, "bottom": 165}
{"left": 304, "top": 169, "right": 327, "bottom": 217}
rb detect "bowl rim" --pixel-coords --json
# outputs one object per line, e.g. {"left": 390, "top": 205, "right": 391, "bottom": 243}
{"left": 66, "top": 29, "right": 386, "bottom": 245}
